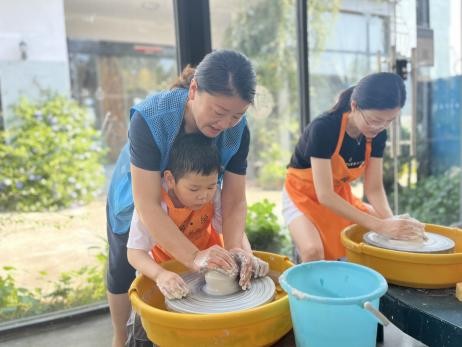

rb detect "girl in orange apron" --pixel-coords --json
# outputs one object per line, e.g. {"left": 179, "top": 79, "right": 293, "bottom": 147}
{"left": 285, "top": 112, "right": 372, "bottom": 260}
{"left": 284, "top": 72, "right": 425, "bottom": 262}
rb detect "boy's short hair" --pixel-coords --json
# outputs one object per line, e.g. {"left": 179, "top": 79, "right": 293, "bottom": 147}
{"left": 166, "top": 133, "right": 221, "bottom": 181}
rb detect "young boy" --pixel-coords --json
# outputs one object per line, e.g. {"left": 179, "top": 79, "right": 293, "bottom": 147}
{"left": 127, "top": 133, "right": 226, "bottom": 300}
{"left": 125, "top": 133, "right": 268, "bottom": 346}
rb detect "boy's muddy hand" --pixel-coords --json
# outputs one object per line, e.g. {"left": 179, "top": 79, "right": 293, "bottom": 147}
{"left": 230, "top": 248, "right": 253, "bottom": 290}
{"left": 192, "top": 245, "right": 238, "bottom": 276}
{"left": 251, "top": 256, "right": 269, "bottom": 278}
{"left": 155, "top": 270, "right": 189, "bottom": 300}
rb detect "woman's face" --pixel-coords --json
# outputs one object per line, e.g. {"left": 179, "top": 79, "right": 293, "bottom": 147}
{"left": 187, "top": 80, "right": 250, "bottom": 137}
{"left": 354, "top": 104, "right": 400, "bottom": 138}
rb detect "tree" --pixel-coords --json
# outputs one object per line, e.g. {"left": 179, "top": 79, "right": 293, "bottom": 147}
{"left": 221, "top": 0, "right": 340, "bottom": 188}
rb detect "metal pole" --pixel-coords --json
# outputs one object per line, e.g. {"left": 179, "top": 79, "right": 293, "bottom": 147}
{"left": 296, "top": 0, "right": 310, "bottom": 130}
{"left": 459, "top": 0, "right": 462, "bottom": 222}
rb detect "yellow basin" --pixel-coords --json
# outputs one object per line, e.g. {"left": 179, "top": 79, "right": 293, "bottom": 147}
{"left": 128, "top": 251, "right": 293, "bottom": 347}
{"left": 341, "top": 224, "right": 462, "bottom": 288}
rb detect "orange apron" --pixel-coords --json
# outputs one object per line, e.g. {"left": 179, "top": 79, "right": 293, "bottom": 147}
{"left": 151, "top": 189, "right": 223, "bottom": 263}
{"left": 285, "top": 112, "right": 371, "bottom": 260}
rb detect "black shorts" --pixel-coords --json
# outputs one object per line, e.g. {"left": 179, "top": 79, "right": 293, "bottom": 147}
{"left": 106, "top": 205, "right": 136, "bottom": 294}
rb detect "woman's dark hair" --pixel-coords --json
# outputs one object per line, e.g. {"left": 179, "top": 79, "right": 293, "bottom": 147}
{"left": 329, "top": 72, "right": 406, "bottom": 114}
{"left": 171, "top": 49, "right": 256, "bottom": 104}
{"left": 166, "top": 133, "right": 221, "bottom": 182}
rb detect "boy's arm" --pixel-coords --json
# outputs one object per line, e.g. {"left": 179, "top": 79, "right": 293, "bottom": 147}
{"left": 127, "top": 208, "right": 161, "bottom": 281}
{"left": 127, "top": 248, "right": 164, "bottom": 282}
{"left": 127, "top": 248, "right": 190, "bottom": 300}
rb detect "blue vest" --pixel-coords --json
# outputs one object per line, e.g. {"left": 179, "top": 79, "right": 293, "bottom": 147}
{"left": 107, "top": 88, "right": 247, "bottom": 234}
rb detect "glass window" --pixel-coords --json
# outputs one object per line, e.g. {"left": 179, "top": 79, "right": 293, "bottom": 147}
{"left": 369, "top": 15, "right": 387, "bottom": 54}
{"left": 210, "top": 0, "right": 300, "bottom": 254}
{"left": 391, "top": 0, "right": 462, "bottom": 226}
{"left": 0, "top": 0, "right": 176, "bottom": 323}
{"left": 323, "top": 12, "right": 368, "bottom": 52}
{"left": 310, "top": 52, "right": 370, "bottom": 117}
{"left": 308, "top": 5, "right": 391, "bottom": 119}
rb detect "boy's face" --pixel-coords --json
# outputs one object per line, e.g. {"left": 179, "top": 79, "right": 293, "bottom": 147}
{"left": 165, "top": 170, "right": 218, "bottom": 210}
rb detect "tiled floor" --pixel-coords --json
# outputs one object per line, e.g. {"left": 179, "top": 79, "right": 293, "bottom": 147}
{"left": 0, "top": 312, "right": 427, "bottom": 347}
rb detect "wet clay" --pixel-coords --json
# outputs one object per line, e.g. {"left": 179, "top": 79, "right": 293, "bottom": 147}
{"left": 203, "top": 270, "right": 240, "bottom": 296}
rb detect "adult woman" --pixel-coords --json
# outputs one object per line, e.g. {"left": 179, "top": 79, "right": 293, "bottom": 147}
{"left": 106, "top": 49, "right": 256, "bottom": 347}
{"left": 283, "top": 72, "right": 425, "bottom": 262}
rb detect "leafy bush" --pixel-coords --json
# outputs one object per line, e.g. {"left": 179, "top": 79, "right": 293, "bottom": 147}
{"left": 246, "top": 199, "right": 288, "bottom": 253}
{"left": 256, "top": 143, "right": 289, "bottom": 190}
{"left": 0, "top": 250, "right": 107, "bottom": 322}
{"left": 0, "top": 266, "right": 42, "bottom": 321}
{"left": 394, "top": 168, "right": 460, "bottom": 225}
{"left": 0, "top": 96, "right": 106, "bottom": 211}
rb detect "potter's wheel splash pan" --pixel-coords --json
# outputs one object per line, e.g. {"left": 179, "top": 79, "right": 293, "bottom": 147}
{"left": 363, "top": 231, "right": 455, "bottom": 253}
{"left": 341, "top": 224, "right": 462, "bottom": 288}
{"left": 165, "top": 272, "right": 275, "bottom": 314}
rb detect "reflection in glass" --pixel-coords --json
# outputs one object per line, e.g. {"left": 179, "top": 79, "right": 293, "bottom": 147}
{"left": 308, "top": 2, "right": 392, "bottom": 119}
{"left": 68, "top": 43, "right": 176, "bottom": 161}
{"left": 0, "top": 0, "right": 176, "bottom": 323}
{"left": 210, "top": 0, "right": 300, "bottom": 194}
{"left": 389, "top": 0, "right": 461, "bottom": 226}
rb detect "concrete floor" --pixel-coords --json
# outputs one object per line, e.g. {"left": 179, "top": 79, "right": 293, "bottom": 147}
{"left": 0, "top": 312, "right": 427, "bottom": 347}
{"left": 0, "top": 313, "right": 112, "bottom": 347}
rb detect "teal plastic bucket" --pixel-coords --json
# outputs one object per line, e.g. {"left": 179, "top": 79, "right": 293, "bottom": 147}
{"left": 279, "top": 261, "right": 388, "bottom": 347}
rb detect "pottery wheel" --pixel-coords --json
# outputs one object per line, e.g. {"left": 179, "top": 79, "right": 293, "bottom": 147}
{"left": 363, "top": 231, "right": 455, "bottom": 253}
{"left": 165, "top": 272, "right": 276, "bottom": 314}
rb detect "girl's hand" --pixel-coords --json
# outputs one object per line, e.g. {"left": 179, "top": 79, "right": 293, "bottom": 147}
{"left": 375, "top": 215, "right": 426, "bottom": 241}
{"left": 155, "top": 270, "right": 189, "bottom": 300}
{"left": 192, "top": 245, "right": 238, "bottom": 276}
{"left": 229, "top": 248, "right": 253, "bottom": 290}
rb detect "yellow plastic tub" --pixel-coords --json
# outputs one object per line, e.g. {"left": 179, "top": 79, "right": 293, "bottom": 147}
{"left": 341, "top": 224, "right": 462, "bottom": 288}
{"left": 128, "top": 251, "right": 293, "bottom": 347}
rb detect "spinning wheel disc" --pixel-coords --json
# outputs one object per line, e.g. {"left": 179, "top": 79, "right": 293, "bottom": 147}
{"left": 165, "top": 272, "right": 276, "bottom": 314}
{"left": 363, "top": 231, "right": 455, "bottom": 253}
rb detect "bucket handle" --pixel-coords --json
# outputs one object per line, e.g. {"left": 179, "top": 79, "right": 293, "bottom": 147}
{"left": 363, "top": 302, "right": 390, "bottom": 326}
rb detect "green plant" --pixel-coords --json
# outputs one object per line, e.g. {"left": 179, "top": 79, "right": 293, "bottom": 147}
{"left": 0, "top": 266, "right": 43, "bottom": 321}
{"left": 256, "top": 142, "right": 290, "bottom": 190}
{"left": 0, "top": 96, "right": 106, "bottom": 211}
{"left": 45, "top": 250, "right": 107, "bottom": 309}
{"left": 393, "top": 168, "right": 461, "bottom": 225}
{"left": 0, "top": 249, "right": 107, "bottom": 323}
{"left": 246, "top": 199, "right": 288, "bottom": 252}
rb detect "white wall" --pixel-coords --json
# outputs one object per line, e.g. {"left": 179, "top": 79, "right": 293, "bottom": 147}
{"left": 0, "top": 0, "right": 70, "bottom": 128}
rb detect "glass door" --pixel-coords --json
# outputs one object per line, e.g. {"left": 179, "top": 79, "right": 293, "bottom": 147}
{"left": 390, "top": 0, "right": 462, "bottom": 225}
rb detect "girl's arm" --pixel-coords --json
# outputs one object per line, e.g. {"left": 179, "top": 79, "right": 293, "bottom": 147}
{"left": 311, "top": 157, "right": 383, "bottom": 230}
{"left": 364, "top": 157, "right": 393, "bottom": 218}
{"left": 311, "top": 157, "right": 423, "bottom": 239}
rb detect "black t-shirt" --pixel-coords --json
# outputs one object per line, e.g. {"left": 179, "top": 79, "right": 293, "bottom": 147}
{"left": 129, "top": 111, "right": 250, "bottom": 174}
{"left": 288, "top": 112, "right": 387, "bottom": 169}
